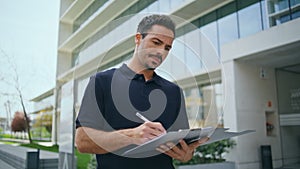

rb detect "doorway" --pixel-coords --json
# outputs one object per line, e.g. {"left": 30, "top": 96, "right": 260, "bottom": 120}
{"left": 276, "top": 63, "right": 300, "bottom": 168}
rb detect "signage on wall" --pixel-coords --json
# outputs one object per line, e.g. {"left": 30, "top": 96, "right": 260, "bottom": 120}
{"left": 290, "top": 88, "right": 300, "bottom": 110}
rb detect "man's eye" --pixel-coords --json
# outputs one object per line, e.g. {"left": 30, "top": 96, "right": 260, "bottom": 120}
{"left": 153, "top": 41, "right": 161, "bottom": 45}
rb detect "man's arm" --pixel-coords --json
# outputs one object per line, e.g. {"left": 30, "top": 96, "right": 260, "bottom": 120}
{"left": 75, "top": 121, "right": 166, "bottom": 154}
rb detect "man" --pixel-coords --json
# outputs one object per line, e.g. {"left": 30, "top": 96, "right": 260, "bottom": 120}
{"left": 75, "top": 14, "right": 208, "bottom": 169}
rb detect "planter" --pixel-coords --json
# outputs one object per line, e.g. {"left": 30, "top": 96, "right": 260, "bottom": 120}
{"left": 176, "top": 161, "right": 235, "bottom": 169}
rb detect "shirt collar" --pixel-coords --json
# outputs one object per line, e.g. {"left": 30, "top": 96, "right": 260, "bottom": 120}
{"left": 118, "top": 64, "right": 163, "bottom": 86}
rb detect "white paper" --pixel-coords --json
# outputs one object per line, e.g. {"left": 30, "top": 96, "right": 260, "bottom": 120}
{"left": 122, "top": 127, "right": 254, "bottom": 157}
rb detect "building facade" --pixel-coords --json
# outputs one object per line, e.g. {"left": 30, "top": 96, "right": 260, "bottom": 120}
{"left": 54, "top": 0, "right": 300, "bottom": 168}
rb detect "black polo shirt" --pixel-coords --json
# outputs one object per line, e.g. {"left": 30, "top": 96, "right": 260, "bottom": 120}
{"left": 76, "top": 64, "right": 189, "bottom": 169}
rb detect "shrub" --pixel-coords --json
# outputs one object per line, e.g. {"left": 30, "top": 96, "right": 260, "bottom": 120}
{"left": 173, "top": 139, "right": 236, "bottom": 166}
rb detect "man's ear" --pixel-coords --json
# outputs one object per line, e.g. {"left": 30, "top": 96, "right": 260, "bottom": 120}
{"left": 135, "top": 33, "right": 142, "bottom": 45}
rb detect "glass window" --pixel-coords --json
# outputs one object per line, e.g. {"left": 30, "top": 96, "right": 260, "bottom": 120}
{"left": 158, "top": 0, "right": 170, "bottom": 13}
{"left": 184, "top": 82, "right": 223, "bottom": 128}
{"left": 290, "top": 0, "right": 300, "bottom": 6}
{"left": 277, "top": 0, "right": 290, "bottom": 11}
{"left": 200, "top": 21, "right": 220, "bottom": 66}
{"left": 280, "top": 13, "right": 291, "bottom": 23}
{"left": 184, "top": 87, "right": 204, "bottom": 128}
{"left": 291, "top": 0, "right": 300, "bottom": 19}
{"left": 238, "top": 3, "right": 263, "bottom": 38}
{"left": 73, "top": 0, "right": 109, "bottom": 32}
{"left": 218, "top": 1, "right": 236, "bottom": 18}
{"left": 184, "top": 30, "right": 202, "bottom": 75}
{"left": 269, "top": 0, "right": 289, "bottom": 13}
{"left": 169, "top": 39, "right": 186, "bottom": 79}
{"left": 214, "top": 83, "right": 224, "bottom": 126}
{"left": 292, "top": 9, "right": 300, "bottom": 19}
{"left": 218, "top": 13, "right": 239, "bottom": 46}
{"left": 261, "top": 0, "right": 269, "bottom": 30}
{"left": 200, "top": 12, "right": 218, "bottom": 50}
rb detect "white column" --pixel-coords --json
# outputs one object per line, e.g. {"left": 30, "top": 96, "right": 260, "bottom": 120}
{"left": 222, "top": 60, "right": 283, "bottom": 169}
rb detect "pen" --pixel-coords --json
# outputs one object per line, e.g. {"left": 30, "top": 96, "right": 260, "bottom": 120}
{"left": 136, "top": 112, "right": 150, "bottom": 122}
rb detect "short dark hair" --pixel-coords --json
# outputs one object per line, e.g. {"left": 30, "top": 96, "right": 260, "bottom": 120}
{"left": 137, "top": 14, "right": 175, "bottom": 38}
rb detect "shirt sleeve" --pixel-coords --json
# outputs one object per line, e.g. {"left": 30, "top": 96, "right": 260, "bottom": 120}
{"left": 76, "top": 75, "right": 105, "bottom": 130}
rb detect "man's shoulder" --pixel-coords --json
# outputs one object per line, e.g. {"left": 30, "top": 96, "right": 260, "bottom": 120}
{"left": 94, "top": 68, "right": 117, "bottom": 79}
{"left": 156, "top": 75, "right": 180, "bottom": 89}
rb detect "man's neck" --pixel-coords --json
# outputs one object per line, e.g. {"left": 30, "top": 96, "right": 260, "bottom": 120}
{"left": 127, "top": 62, "right": 154, "bottom": 81}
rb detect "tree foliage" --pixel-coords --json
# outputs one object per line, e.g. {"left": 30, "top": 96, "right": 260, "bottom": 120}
{"left": 173, "top": 139, "right": 236, "bottom": 166}
{"left": 1, "top": 48, "right": 33, "bottom": 143}
{"left": 32, "top": 113, "right": 52, "bottom": 133}
{"left": 11, "top": 111, "right": 29, "bottom": 132}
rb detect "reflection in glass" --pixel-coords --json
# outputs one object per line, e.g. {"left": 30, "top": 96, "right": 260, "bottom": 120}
{"left": 184, "top": 87, "right": 203, "bottom": 128}
{"left": 292, "top": 9, "right": 300, "bottom": 19}
{"left": 279, "top": 14, "right": 291, "bottom": 24}
{"left": 261, "top": 0, "right": 269, "bottom": 30}
{"left": 218, "top": 13, "right": 239, "bottom": 46}
{"left": 269, "top": 0, "right": 289, "bottom": 13}
{"left": 170, "top": 39, "right": 186, "bottom": 79}
{"left": 290, "top": 0, "right": 300, "bottom": 6}
{"left": 184, "top": 30, "right": 202, "bottom": 74}
{"left": 239, "top": 3, "right": 263, "bottom": 38}
{"left": 201, "top": 22, "right": 218, "bottom": 53}
{"left": 184, "top": 83, "right": 223, "bottom": 128}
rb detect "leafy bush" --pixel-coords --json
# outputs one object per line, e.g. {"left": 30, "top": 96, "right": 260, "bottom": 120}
{"left": 87, "top": 154, "right": 97, "bottom": 169}
{"left": 173, "top": 139, "right": 236, "bottom": 166}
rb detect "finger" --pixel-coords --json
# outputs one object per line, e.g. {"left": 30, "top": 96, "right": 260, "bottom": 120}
{"left": 149, "top": 127, "right": 165, "bottom": 137}
{"left": 157, "top": 146, "right": 180, "bottom": 160}
{"left": 158, "top": 144, "right": 172, "bottom": 152}
{"left": 178, "top": 140, "right": 189, "bottom": 150}
{"left": 145, "top": 122, "right": 166, "bottom": 133}
{"left": 166, "top": 142, "right": 179, "bottom": 151}
{"left": 189, "top": 137, "right": 209, "bottom": 149}
{"left": 142, "top": 127, "right": 164, "bottom": 139}
{"left": 166, "top": 142, "right": 186, "bottom": 157}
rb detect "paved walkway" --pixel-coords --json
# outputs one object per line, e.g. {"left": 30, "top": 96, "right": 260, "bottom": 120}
{"left": 0, "top": 143, "right": 58, "bottom": 169}
{"left": 0, "top": 159, "right": 15, "bottom": 169}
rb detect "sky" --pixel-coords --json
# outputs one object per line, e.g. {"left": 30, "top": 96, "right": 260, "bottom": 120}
{"left": 0, "top": 0, "right": 60, "bottom": 118}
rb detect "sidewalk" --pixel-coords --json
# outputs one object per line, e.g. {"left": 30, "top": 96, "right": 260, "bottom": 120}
{"left": 0, "top": 159, "right": 15, "bottom": 169}
{"left": 0, "top": 143, "right": 58, "bottom": 169}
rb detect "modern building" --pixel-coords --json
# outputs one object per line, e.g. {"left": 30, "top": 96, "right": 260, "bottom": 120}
{"left": 51, "top": 0, "right": 300, "bottom": 168}
{"left": 30, "top": 88, "right": 55, "bottom": 142}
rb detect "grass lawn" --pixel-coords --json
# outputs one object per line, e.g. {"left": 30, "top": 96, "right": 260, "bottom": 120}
{"left": 20, "top": 143, "right": 91, "bottom": 169}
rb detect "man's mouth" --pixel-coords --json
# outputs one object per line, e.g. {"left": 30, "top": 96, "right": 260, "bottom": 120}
{"left": 149, "top": 54, "right": 162, "bottom": 64}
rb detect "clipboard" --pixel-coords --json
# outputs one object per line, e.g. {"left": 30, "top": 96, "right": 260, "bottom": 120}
{"left": 122, "top": 127, "right": 254, "bottom": 157}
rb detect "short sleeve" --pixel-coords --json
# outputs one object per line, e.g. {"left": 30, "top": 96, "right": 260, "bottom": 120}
{"left": 76, "top": 75, "right": 105, "bottom": 130}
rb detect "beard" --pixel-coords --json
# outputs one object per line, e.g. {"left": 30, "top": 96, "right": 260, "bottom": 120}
{"left": 147, "top": 67, "right": 155, "bottom": 70}
{"left": 145, "top": 54, "right": 162, "bottom": 70}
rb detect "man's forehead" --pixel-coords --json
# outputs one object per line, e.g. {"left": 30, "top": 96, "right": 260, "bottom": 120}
{"left": 145, "top": 24, "right": 175, "bottom": 39}
{"left": 145, "top": 32, "right": 174, "bottom": 40}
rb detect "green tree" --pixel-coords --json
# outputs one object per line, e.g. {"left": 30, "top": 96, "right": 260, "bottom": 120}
{"left": 32, "top": 113, "right": 52, "bottom": 133}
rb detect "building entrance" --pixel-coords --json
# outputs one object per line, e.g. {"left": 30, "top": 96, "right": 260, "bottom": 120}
{"left": 276, "top": 64, "right": 300, "bottom": 168}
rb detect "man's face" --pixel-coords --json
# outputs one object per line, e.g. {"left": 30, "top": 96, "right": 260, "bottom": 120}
{"left": 136, "top": 25, "right": 174, "bottom": 70}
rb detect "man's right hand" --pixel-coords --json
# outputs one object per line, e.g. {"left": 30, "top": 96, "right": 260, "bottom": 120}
{"left": 132, "top": 122, "right": 166, "bottom": 145}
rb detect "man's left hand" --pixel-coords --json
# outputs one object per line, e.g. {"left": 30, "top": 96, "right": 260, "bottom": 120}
{"left": 156, "top": 137, "right": 209, "bottom": 162}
